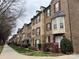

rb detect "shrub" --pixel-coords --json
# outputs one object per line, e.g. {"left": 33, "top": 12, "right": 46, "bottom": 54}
{"left": 52, "top": 43, "right": 59, "bottom": 53}
{"left": 43, "top": 43, "right": 50, "bottom": 52}
{"left": 60, "top": 36, "right": 73, "bottom": 54}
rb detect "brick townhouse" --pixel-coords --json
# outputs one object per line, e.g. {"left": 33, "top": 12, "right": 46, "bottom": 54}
{"left": 44, "top": 5, "right": 53, "bottom": 51}
{"left": 31, "top": 0, "right": 79, "bottom": 53}
{"left": 51, "top": 0, "right": 79, "bottom": 53}
{"left": 16, "top": 28, "right": 22, "bottom": 45}
{"left": 20, "top": 24, "right": 32, "bottom": 46}
{"left": 15, "top": 24, "right": 27, "bottom": 46}
{"left": 12, "top": 24, "right": 31, "bottom": 46}
{"left": 10, "top": 0, "right": 79, "bottom": 53}
{"left": 9, "top": 34, "right": 17, "bottom": 44}
{"left": 31, "top": 9, "right": 45, "bottom": 50}
{"left": 26, "top": 23, "right": 32, "bottom": 46}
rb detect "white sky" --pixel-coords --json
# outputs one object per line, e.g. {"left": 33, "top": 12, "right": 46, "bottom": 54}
{"left": 12, "top": 0, "right": 51, "bottom": 35}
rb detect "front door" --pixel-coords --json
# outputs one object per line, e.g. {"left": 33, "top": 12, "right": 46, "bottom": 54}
{"left": 55, "top": 36, "right": 63, "bottom": 48}
{"left": 35, "top": 39, "right": 40, "bottom": 48}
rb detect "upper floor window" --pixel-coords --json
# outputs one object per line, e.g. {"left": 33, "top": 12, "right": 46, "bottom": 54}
{"left": 47, "top": 9, "right": 51, "bottom": 16}
{"left": 53, "top": 17, "right": 64, "bottom": 30}
{"left": 32, "top": 21, "right": 35, "bottom": 25}
{"left": 54, "top": 24, "right": 57, "bottom": 29}
{"left": 17, "top": 35, "right": 19, "bottom": 38}
{"left": 54, "top": 1, "right": 60, "bottom": 12}
{"left": 53, "top": 20, "right": 57, "bottom": 29}
{"left": 27, "top": 33, "right": 31, "bottom": 38}
{"left": 32, "top": 29, "right": 35, "bottom": 35}
{"left": 36, "top": 27, "right": 40, "bottom": 35}
{"left": 60, "top": 17, "right": 64, "bottom": 28}
{"left": 36, "top": 16, "right": 40, "bottom": 23}
{"left": 46, "top": 23, "right": 51, "bottom": 31}
{"left": 60, "top": 23, "right": 63, "bottom": 28}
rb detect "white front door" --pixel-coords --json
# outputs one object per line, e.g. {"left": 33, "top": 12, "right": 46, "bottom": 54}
{"left": 35, "top": 39, "right": 40, "bottom": 48}
{"left": 55, "top": 36, "right": 63, "bottom": 48}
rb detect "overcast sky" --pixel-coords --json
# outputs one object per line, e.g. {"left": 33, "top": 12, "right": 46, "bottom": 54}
{"left": 12, "top": 0, "right": 51, "bottom": 35}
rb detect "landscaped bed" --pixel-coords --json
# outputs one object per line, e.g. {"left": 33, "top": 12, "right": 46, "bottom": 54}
{"left": 9, "top": 44, "right": 63, "bottom": 56}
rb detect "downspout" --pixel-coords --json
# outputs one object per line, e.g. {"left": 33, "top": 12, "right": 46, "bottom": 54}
{"left": 67, "top": 0, "right": 73, "bottom": 48}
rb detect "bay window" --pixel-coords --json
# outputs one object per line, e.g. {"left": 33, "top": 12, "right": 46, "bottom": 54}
{"left": 53, "top": 17, "right": 65, "bottom": 30}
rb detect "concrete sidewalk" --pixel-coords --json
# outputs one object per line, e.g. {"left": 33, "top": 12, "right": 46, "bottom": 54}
{"left": 0, "top": 44, "right": 79, "bottom": 59}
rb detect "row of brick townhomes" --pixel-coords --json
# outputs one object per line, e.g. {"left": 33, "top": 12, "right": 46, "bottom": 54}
{"left": 9, "top": 0, "right": 79, "bottom": 53}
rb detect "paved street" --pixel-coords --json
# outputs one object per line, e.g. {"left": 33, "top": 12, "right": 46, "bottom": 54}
{"left": 0, "top": 45, "right": 79, "bottom": 59}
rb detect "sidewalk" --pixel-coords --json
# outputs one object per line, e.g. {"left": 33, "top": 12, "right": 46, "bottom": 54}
{"left": 0, "top": 44, "right": 79, "bottom": 59}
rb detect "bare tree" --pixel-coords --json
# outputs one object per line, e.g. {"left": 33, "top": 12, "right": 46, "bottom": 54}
{"left": 0, "top": 0, "right": 25, "bottom": 44}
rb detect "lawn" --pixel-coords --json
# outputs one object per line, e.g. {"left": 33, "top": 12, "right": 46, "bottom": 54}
{"left": 9, "top": 44, "right": 63, "bottom": 56}
{"left": 0, "top": 45, "right": 4, "bottom": 54}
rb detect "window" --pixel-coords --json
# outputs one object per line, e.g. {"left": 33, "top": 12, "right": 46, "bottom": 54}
{"left": 46, "top": 36, "right": 51, "bottom": 43}
{"left": 29, "top": 32, "right": 31, "bottom": 38}
{"left": 36, "top": 16, "right": 40, "bottom": 23}
{"left": 53, "top": 20, "right": 57, "bottom": 29}
{"left": 48, "top": 36, "right": 50, "bottom": 43}
{"left": 54, "top": 1, "right": 60, "bottom": 12}
{"left": 36, "top": 27, "right": 40, "bottom": 35}
{"left": 27, "top": 33, "right": 31, "bottom": 38}
{"left": 32, "top": 29, "right": 35, "bottom": 35}
{"left": 60, "top": 23, "right": 63, "bottom": 28}
{"left": 32, "top": 39, "right": 34, "bottom": 45}
{"left": 59, "top": 17, "right": 64, "bottom": 28}
{"left": 53, "top": 17, "right": 64, "bottom": 30}
{"left": 46, "top": 23, "right": 51, "bottom": 31}
{"left": 54, "top": 24, "right": 57, "bottom": 29}
{"left": 47, "top": 9, "right": 51, "bottom": 16}
{"left": 17, "top": 35, "right": 19, "bottom": 38}
{"left": 33, "top": 21, "right": 35, "bottom": 25}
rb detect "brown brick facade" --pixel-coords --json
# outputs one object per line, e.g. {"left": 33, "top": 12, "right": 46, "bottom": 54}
{"left": 67, "top": 0, "right": 79, "bottom": 53}
{"left": 10, "top": 0, "right": 79, "bottom": 53}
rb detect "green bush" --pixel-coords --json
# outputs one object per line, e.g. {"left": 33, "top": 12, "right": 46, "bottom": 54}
{"left": 60, "top": 36, "right": 73, "bottom": 54}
